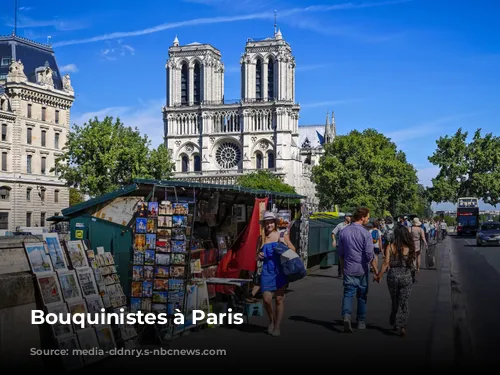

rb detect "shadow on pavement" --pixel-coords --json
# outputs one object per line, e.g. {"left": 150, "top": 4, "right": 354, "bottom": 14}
{"left": 307, "top": 273, "right": 342, "bottom": 279}
{"left": 288, "top": 315, "right": 342, "bottom": 333}
{"left": 224, "top": 322, "right": 267, "bottom": 334}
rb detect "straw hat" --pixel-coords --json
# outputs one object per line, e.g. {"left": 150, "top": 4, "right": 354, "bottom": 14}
{"left": 412, "top": 217, "right": 422, "bottom": 226}
{"left": 260, "top": 211, "right": 278, "bottom": 225}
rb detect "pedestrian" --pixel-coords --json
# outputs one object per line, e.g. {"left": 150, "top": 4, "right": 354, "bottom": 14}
{"left": 332, "top": 213, "right": 352, "bottom": 277}
{"left": 410, "top": 217, "right": 427, "bottom": 275}
{"left": 369, "top": 220, "right": 383, "bottom": 258}
{"left": 375, "top": 225, "right": 416, "bottom": 337}
{"left": 258, "top": 211, "right": 296, "bottom": 337}
{"left": 338, "top": 207, "right": 379, "bottom": 333}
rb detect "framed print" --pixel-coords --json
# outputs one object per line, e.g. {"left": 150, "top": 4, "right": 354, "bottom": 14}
{"left": 67, "top": 299, "right": 89, "bottom": 330}
{"left": 142, "top": 281, "right": 153, "bottom": 298}
{"left": 172, "top": 215, "right": 187, "bottom": 228}
{"left": 143, "top": 265, "right": 154, "bottom": 280}
{"left": 141, "top": 298, "right": 151, "bottom": 312}
{"left": 154, "top": 266, "right": 169, "bottom": 278}
{"left": 46, "top": 303, "right": 73, "bottom": 337}
{"left": 134, "top": 234, "right": 146, "bottom": 251}
{"left": 36, "top": 273, "right": 63, "bottom": 305}
{"left": 85, "top": 295, "right": 105, "bottom": 315}
{"left": 159, "top": 200, "right": 173, "bottom": 215}
{"left": 155, "top": 253, "right": 170, "bottom": 266}
{"left": 144, "top": 250, "right": 155, "bottom": 265}
{"left": 76, "top": 267, "right": 99, "bottom": 297}
{"left": 135, "top": 218, "right": 147, "bottom": 234}
{"left": 43, "top": 233, "right": 68, "bottom": 271}
{"left": 173, "top": 203, "right": 188, "bottom": 215}
{"left": 25, "top": 242, "right": 53, "bottom": 274}
{"left": 132, "top": 266, "right": 143, "bottom": 281}
{"left": 57, "top": 270, "right": 82, "bottom": 301}
{"left": 65, "top": 240, "right": 89, "bottom": 268}
{"left": 95, "top": 325, "right": 116, "bottom": 354}
{"left": 131, "top": 281, "right": 142, "bottom": 297}
{"left": 146, "top": 234, "right": 156, "bottom": 250}
{"left": 146, "top": 218, "right": 156, "bottom": 233}
{"left": 233, "top": 204, "right": 246, "bottom": 223}
{"left": 148, "top": 202, "right": 159, "bottom": 217}
{"left": 76, "top": 328, "right": 101, "bottom": 364}
{"left": 56, "top": 334, "right": 84, "bottom": 371}
{"left": 137, "top": 201, "right": 148, "bottom": 217}
{"left": 154, "top": 279, "right": 169, "bottom": 291}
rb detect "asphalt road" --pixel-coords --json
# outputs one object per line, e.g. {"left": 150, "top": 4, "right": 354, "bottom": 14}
{"left": 450, "top": 234, "right": 500, "bottom": 367}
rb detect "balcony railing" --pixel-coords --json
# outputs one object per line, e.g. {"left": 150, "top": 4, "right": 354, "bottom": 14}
{"left": 167, "top": 98, "right": 295, "bottom": 108}
{"left": 174, "top": 167, "right": 283, "bottom": 176}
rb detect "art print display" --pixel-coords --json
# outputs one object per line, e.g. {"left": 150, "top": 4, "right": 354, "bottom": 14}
{"left": 171, "top": 241, "right": 186, "bottom": 253}
{"left": 155, "top": 266, "right": 169, "bottom": 278}
{"left": 130, "top": 298, "right": 141, "bottom": 313}
{"left": 56, "top": 334, "right": 84, "bottom": 371}
{"left": 157, "top": 215, "right": 171, "bottom": 228}
{"left": 95, "top": 325, "right": 116, "bottom": 353}
{"left": 25, "top": 242, "right": 53, "bottom": 273}
{"left": 46, "top": 303, "right": 73, "bottom": 337}
{"left": 146, "top": 218, "right": 156, "bottom": 233}
{"left": 137, "top": 201, "right": 148, "bottom": 217}
{"left": 135, "top": 218, "right": 147, "bottom": 234}
{"left": 67, "top": 299, "right": 89, "bottom": 330}
{"left": 134, "top": 234, "right": 146, "bottom": 251}
{"left": 143, "top": 266, "right": 154, "bottom": 280}
{"left": 155, "top": 253, "right": 170, "bottom": 266}
{"left": 76, "top": 267, "right": 99, "bottom": 297}
{"left": 43, "top": 233, "right": 68, "bottom": 270}
{"left": 131, "top": 281, "right": 142, "bottom": 297}
{"left": 57, "top": 270, "right": 82, "bottom": 301}
{"left": 76, "top": 328, "right": 101, "bottom": 364}
{"left": 170, "top": 266, "right": 185, "bottom": 278}
{"left": 173, "top": 203, "right": 189, "bottom": 215}
{"left": 133, "top": 251, "right": 144, "bottom": 265}
{"left": 132, "top": 266, "right": 143, "bottom": 281}
{"left": 37, "top": 273, "right": 63, "bottom": 305}
{"left": 172, "top": 215, "right": 187, "bottom": 228}
{"left": 148, "top": 202, "right": 159, "bottom": 217}
{"left": 142, "top": 281, "right": 153, "bottom": 297}
{"left": 86, "top": 295, "right": 105, "bottom": 314}
{"left": 159, "top": 200, "right": 173, "bottom": 215}
{"left": 144, "top": 249, "right": 155, "bottom": 265}
{"left": 66, "top": 240, "right": 89, "bottom": 268}
{"left": 146, "top": 234, "right": 156, "bottom": 250}
{"left": 154, "top": 279, "right": 169, "bottom": 291}
{"left": 171, "top": 253, "right": 185, "bottom": 264}
{"left": 157, "top": 228, "right": 171, "bottom": 239}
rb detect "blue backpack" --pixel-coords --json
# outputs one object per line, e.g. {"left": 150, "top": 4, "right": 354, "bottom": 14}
{"left": 371, "top": 229, "right": 379, "bottom": 244}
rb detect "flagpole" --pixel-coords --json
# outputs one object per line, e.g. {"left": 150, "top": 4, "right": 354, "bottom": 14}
{"left": 14, "top": 0, "right": 17, "bottom": 35}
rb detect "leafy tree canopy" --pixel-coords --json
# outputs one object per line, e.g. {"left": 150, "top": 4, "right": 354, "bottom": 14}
{"left": 235, "top": 170, "right": 296, "bottom": 194}
{"left": 428, "top": 128, "right": 500, "bottom": 205}
{"left": 311, "top": 129, "right": 419, "bottom": 217}
{"left": 69, "top": 188, "right": 84, "bottom": 206}
{"left": 54, "top": 116, "right": 175, "bottom": 197}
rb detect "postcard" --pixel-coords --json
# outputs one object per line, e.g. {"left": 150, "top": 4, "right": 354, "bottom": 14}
{"left": 171, "top": 241, "right": 186, "bottom": 253}
{"left": 157, "top": 216, "right": 170, "bottom": 228}
{"left": 141, "top": 298, "right": 151, "bottom": 312}
{"left": 144, "top": 250, "right": 155, "bottom": 265}
{"left": 146, "top": 218, "right": 156, "bottom": 233}
{"left": 76, "top": 267, "right": 99, "bottom": 297}
{"left": 135, "top": 218, "right": 147, "bottom": 234}
{"left": 56, "top": 334, "right": 84, "bottom": 371}
{"left": 130, "top": 298, "right": 141, "bottom": 313}
{"left": 68, "top": 299, "right": 89, "bottom": 330}
{"left": 168, "top": 290, "right": 184, "bottom": 304}
{"left": 85, "top": 295, "right": 104, "bottom": 315}
{"left": 142, "top": 281, "right": 153, "bottom": 298}
{"left": 137, "top": 201, "right": 148, "bottom": 217}
{"left": 171, "top": 228, "right": 186, "bottom": 240}
{"left": 159, "top": 200, "right": 173, "bottom": 216}
{"left": 133, "top": 251, "right": 144, "bottom": 265}
{"left": 148, "top": 202, "right": 159, "bottom": 217}
{"left": 131, "top": 281, "right": 142, "bottom": 297}
{"left": 171, "top": 253, "right": 185, "bottom": 265}
{"left": 25, "top": 242, "right": 53, "bottom": 273}
{"left": 76, "top": 328, "right": 101, "bottom": 364}
{"left": 65, "top": 240, "right": 89, "bottom": 268}
{"left": 43, "top": 234, "right": 68, "bottom": 271}
{"left": 154, "top": 266, "right": 169, "bottom": 278}
{"left": 155, "top": 253, "right": 170, "bottom": 266}
{"left": 143, "top": 265, "right": 154, "bottom": 281}
{"left": 168, "top": 302, "right": 183, "bottom": 315}
{"left": 155, "top": 240, "right": 170, "bottom": 253}
{"left": 169, "top": 279, "right": 184, "bottom": 291}
{"left": 152, "top": 304, "right": 168, "bottom": 313}
{"left": 46, "top": 303, "right": 73, "bottom": 337}
{"left": 170, "top": 266, "right": 185, "bottom": 278}
{"left": 152, "top": 291, "right": 168, "bottom": 304}
{"left": 95, "top": 325, "right": 116, "bottom": 353}
{"left": 57, "top": 270, "right": 81, "bottom": 301}
{"left": 157, "top": 228, "right": 171, "bottom": 239}
{"left": 173, "top": 203, "right": 189, "bottom": 215}
{"left": 154, "top": 279, "right": 169, "bottom": 291}
{"left": 146, "top": 234, "right": 156, "bottom": 250}
{"left": 172, "top": 215, "right": 187, "bottom": 228}
{"left": 134, "top": 234, "right": 146, "bottom": 251}
{"left": 37, "top": 273, "right": 63, "bottom": 305}
{"left": 132, "top": 266, "right": 143, "bottom": 281}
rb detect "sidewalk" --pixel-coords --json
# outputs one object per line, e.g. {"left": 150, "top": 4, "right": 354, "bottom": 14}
{"left": 84, "top": 239, "right": 456, "bottom": 370}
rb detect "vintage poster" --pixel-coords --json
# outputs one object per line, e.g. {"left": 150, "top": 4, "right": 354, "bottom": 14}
{"left": 92, "top": 196, "right": 144, "bottom": 226}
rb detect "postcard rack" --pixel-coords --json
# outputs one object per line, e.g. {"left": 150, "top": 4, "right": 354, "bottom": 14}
{"left": 23, "top": 234, "right": 121, "bottom": 371}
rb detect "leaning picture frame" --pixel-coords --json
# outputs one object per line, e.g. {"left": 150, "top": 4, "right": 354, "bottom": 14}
{"left": 65, "top": 240, "right": 89, "bottom": 268}
{"left": 57, "top": 270, "right": 82, "bottom": 302}
{"left": 24, "top": 242, "right": 53, "bottom": 274}
{"left": 76, "top": 328, "right": 102, "bottom": 365}
{"left": 36, "top": 272, "right": 63, "bottom": 306}
{"left": 46, "top": 303, "right": 73, "bottom": 337}
{"left": 94, "top": 325, "right": 117, "bottom": 355}
{"left": 42, "top": 233, "right": 69, "bottom": 271}
{"left": 67, "top": 299, "right": 89, "bottom": 331}
{"left": 56, "top": 333, "right": 84, "bottom": 371}
{"left": 76, "top": 267, "right": 99, "bottom": 297}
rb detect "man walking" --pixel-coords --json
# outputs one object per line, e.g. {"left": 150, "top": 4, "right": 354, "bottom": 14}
{"left": 332, "top": 213, "right": 352, "bottom": 277}
{"left": 338, "top": 207, "right": 378, "bottom": 332}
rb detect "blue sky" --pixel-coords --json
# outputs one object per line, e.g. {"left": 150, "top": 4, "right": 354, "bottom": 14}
{"left": 2, "top": 0, "right": 499, "bottom": 210}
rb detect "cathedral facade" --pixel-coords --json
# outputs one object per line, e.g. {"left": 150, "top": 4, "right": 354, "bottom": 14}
{"left": 162, "top": 30, "right": 335, "bottom": 208}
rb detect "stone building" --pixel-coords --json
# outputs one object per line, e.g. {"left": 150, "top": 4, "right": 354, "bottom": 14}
{"left": 162, "top": 30, "right": 335, "bottom": 209}
{"left": 0, "top": 34, "right": 75, "bottom": 231}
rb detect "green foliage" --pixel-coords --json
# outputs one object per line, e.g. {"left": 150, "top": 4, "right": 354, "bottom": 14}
{"left": 428, "top": 128, "right": 500, "bottom": 205}
{"left": 53, "top": 116, "right": 175, "bottom": 197}
{"left": 235, "top": 170, "right": 296, "bottom": 194}
{"left": 311, "top": 129, "right": 419, "bottom": 217}
{"left": 415, "top": 184, "right": 433, "bottom": 218}
{"left": 69, "top": 188, "right": 84, "bottom": 206}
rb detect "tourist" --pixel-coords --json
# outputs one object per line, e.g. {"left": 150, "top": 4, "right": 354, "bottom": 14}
{"left": 258, "top": 211, "right": 296, "bottom": 337}
{"left": 369, "top": 220, "right": 383, "bottom": 258}
{"left": 338, "top": 207, "right": 379, "bottom": 332}
{"left": 375, "top": 225, "right": 416, "bottom": 337}
{"left": 332, "top": 213, "right": 352, "bottom": 277}
{"left": 410, "top": 217, "right": 427, "bottom": 275}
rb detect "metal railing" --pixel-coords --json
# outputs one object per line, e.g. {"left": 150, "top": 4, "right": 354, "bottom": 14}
{"left": 167, "top": 98, "right": 295, "bottom": 108}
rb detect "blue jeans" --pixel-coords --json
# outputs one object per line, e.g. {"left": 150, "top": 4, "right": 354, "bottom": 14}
{"left": 341, "top": 273, "right": 369, "bottom": 322}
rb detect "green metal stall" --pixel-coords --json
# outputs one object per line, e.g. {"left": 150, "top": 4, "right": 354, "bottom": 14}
{"left": 307, "top": 217, "right": 344, "bottom": 268}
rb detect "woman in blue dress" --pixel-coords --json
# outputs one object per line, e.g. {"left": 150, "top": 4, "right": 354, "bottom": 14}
{"left": 258, "top": 211, "right": 296, "bottom": 337}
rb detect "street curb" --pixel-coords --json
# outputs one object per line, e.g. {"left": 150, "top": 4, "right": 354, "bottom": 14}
{"left": 427, "top": 237, "right": 455, "bottom": 368}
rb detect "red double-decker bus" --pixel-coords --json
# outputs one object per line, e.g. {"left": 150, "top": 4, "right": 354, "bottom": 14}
{"left": 456, "top": 197, "right": 479, "bottom": 235}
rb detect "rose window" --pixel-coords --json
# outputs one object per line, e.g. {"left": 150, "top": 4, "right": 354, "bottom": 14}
{"left": 216, "top": 142, "right": 241, "bottom": 169}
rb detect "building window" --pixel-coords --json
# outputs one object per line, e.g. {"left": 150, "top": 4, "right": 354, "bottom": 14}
{"left": 27, "top": 154, "right": 32, "bottom": 173}
{"left": 54, "top": 189, "right": 59, "bottom": 203}
{"left": 41, "top": 157, "right": 46, "bottom": 174}
{"left": 256, "top": 153, "right": 263, "bottom": 169}
{"left": 193, "top": 155, "right": 201, "bottom": 172}
{"left": 41, "top": 130, "right": 46, "bottom": 147}
{"left": 255, "top": 59, "right": 262, "bottom": 100}
{"left": 268, "top": 152, "right": 275, "bottom": 169}
{"left": 0, "top": 212, "right": 8, "bottom": 230}
{"left": 181, "top": 155, "right": 189, "bottom": 172}
{"left": 1, "top": 124, "right": 6, "bottom": 141}
{"left": 27, "top": 103, "right": 32, "bottom": 118}
{"left": 0, "top": 186, "right": 10, "bottom": 201}
{"left": 41, "top": 212, "right": 46, "bottom": 227}
{"left": 42, "top": 107, "right": 46, "bottom": 121}
{"left": 27, "top": 188, "right": 31, "bottom": 201}
{"left": 267, "top": 57, "right": 275, "bottom": 100}
{"left": 1, "top": 58, "right": 10, "bottom": 66}
{"left": 1, "top": 152, "right": 6, "bottom": 171}
{"left": 55, "top": 110, "right": 59, "bottom": 124}
{"left": 193, "top": 62, "right": 201, "bottom": 104}
{"left": 27, "top": 128, "right": 32, "bottom": 144}
{"left": 26, "top": 212, "right": 31, "bottom": 227}
{"left": 54, "top": 133, "right": 60, "bottom": 149}
{"left": 181, "top": 63, "right": 188, "bottom": 105}
{"left": 40, "top": 188, "right": 46, "bottom": 201}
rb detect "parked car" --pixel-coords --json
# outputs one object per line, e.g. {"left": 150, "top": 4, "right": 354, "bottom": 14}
{"left": 476, "top": 221, "right": 500, "bottom": 246}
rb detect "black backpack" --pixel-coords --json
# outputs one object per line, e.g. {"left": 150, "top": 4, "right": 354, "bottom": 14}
{"left": 384, "top": 226, "right": 395, "bottom": 245}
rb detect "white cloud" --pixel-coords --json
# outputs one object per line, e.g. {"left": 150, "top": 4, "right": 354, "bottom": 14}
{"left": 99, "top": 40, "right": 135, "bottom": 60}
{"left": 60, "top": 64, "right": 79, "bottom": 73}
{"left": 72, "top": 99, "right": 165, "bottom": 148}
{"left": 417, "top": 166, "right": 440, "bottom": 187}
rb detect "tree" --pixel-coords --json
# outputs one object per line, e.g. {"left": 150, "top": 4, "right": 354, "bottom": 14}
{"left": 54, "top": 116, "right": 175, "bottom": 197}
{"left": 69, "top": 188, "right": 84, "bottom": 206}
{"left": 415, "top": 184, "right": 433, "bottom": 218}
{"left": 235, "top": 170, "right": 297, "bottom": 194}
{"left": 311, "top": 129, "right": 419, "bottom": 217}
{"left": 428, "top": 128, "right": 500, "bottom": 205}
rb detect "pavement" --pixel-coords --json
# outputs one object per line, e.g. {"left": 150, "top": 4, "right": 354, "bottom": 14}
{"left": 67, "top": 237, "right": 459, "bottom": 371}
{"left": 449, "top": 233, "right": 500, "bottom": 368}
